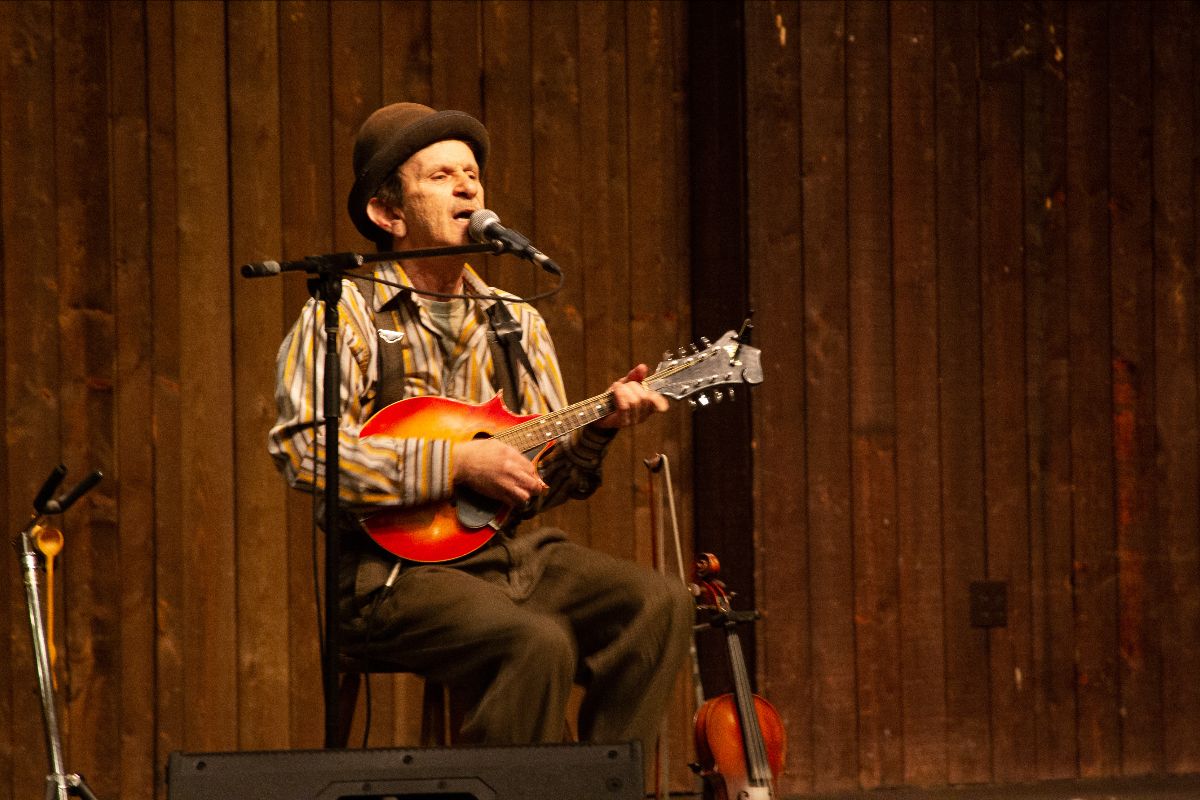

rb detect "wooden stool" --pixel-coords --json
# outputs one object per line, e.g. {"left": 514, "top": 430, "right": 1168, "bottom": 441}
{"left": 331, "top": 657, "right": 468, "bottom": 748}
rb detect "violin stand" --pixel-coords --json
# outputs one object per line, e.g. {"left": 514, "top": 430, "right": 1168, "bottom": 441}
{"left": 12, "top": 465, "right": 104, "bottom": 800}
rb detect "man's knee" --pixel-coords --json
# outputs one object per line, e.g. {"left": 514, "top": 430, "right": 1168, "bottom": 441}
{"left": 638, "top": 571, "right": 695, "bottom": 630}
{"left": 502, "top": 614, "right": 577, "bottom": 679}
{"left": 654, "top": 576, "right": 695, "bottom": 652}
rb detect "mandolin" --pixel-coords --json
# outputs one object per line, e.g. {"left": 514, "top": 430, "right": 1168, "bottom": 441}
{"left": 359, "top": 328, "right": 763, "bottom": 563}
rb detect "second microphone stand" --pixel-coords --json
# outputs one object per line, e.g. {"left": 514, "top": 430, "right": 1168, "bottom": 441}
{"left": 15, "top": 464, "right": 104, "bottom": 800}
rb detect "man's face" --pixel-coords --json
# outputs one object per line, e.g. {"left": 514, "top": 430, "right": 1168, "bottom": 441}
{"left": 393, "top": 139, "right": 483, "bottom": 248}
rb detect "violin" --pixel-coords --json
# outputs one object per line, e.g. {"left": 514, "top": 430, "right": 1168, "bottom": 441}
{"left": 692, "top": 553, "right": 785, "bottom": 800}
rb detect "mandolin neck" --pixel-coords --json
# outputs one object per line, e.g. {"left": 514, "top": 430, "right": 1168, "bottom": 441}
{"left": 493, "top": 367, "right": 677, "bottom": 452}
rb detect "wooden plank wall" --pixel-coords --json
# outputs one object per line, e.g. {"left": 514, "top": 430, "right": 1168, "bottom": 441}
{"left": 2, "top": 2, "right": 1199, "bottom": 799}
{"left": 745, "top": 0, "right": 1200, "bottom": 796}
{"left": 0, "top": 2, "right": 691, "bottom": 798}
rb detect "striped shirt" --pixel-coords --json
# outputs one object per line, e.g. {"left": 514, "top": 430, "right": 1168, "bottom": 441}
{"left": 267, "top": 261, "right": 614, "bottom": 515}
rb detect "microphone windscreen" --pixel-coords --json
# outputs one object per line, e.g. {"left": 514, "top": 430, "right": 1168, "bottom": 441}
{"left": 468, "top": 209, "right": 501, "bottom": 243}
{"left": 241, "top": 260, "right": 282, "bottom": 277}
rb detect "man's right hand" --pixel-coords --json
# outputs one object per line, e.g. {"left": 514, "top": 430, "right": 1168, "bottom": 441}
{"left": 451, "top": 438, "right": 548, "bottom": 507}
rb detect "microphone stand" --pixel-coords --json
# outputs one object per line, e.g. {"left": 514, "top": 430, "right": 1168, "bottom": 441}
{"left": 13, "top": 464, "right": 104, "bottom": 800}
{"left": 240, "top": 242, "right": 498, "bottom": 748}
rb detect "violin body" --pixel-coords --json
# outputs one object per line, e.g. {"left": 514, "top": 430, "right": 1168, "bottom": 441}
{"left": 690, "top": 553, "right": 786, "bottom": 800}
{"left": 694, "top": 692, "right": 786, "bottom": 800}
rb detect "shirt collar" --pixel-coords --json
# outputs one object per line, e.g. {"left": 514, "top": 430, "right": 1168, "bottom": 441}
{"left": 370, "top": 261, "right": 501, "bottom": 313}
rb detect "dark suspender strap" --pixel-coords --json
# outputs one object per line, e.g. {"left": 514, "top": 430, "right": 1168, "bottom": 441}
{"left": 485, "top": 298, "right": 535, "bottom": 415}
{"left": 348, "top": 273, "right": 374, "bottom": 308}
{"left": 347, "top": 274, "right": 408, "bottom": 411}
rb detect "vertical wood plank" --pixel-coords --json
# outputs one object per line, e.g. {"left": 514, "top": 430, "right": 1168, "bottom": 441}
{"left": 481, "top": 1, "right": 535, "bottom": 307}
{"left": 332, "top": 0, "right": 382, "bottom": 252}
{"left": 625, "top": 0, "right": 689, "bottom": 568}
{"left": 382, "top": 0, "right": 432, "bottom": 106}
{"left": 890, "top": 0, "right": 947, "bottom": 785}
{"left": 278, "top": 0, "right": 333, "bottom": 751}
{"left": 1, "top": 2, "right": 60, "bottom": 796}
{"left": 175, "top": 0, "right": 237, "bottom": 751}
{"left": 431, "top": 0, "right": 483, "bottom": 117}
{"left": 800, "top": 1, "right": 856, "bottom": 791}
{"left": 0, "top": 292, "right": 7, "bottom": 800}
{"left": 979, "top": 0, "right": 1036, "bottom": 782}
{"left": 686, "top": 0, "right": 752, "bottom": 545}
{"left": 846, "top": 0, "right": 903, "bottom": 788}
{"left": 108, "top": 1, "right": 156, "bottom": 795}
{"left": 146, "top": 0, "right": 183, "bottom": 788}
{"left": 687, "top": 2, "right": 752, "bottom": 750}
{"left": 54, "top": 2, "right": 120, "bottom": 780}
{"left": 1153, "top": 0, "right": 1200, "bottom": 774}
{"left": 663, "top": 5, "right": 696, "bottom": 786}
{"left": 576, "top": 0, "right": 634, "bottom": 558}
{"left": 1107, "top": 0, "right": 1163, "bottom": 776}
{"left": 687, "top": 9, "right": 753, "bottom": 763}
{"left": 1020, "top": 0, "right": 1076, "bottom": 780}
{"left": 933, "top": 1, "right": 989, "bottom": 783}
{"left": 0, "top": 39, "right": 9, "bottom": 783}
{"left": 530, "top": 0, "right": 588, "bottom": 542}
{"left": 665, "top": 0, "right": 693, "bottom": 577}
{"left": 1065, "top": 1, "right": 1120, "bottom": 777}
{"left": 744, "top": 1, "right": 808, "bottom": 793}
{"left": 228, "top": 0, "right": 290, "bottom": 751}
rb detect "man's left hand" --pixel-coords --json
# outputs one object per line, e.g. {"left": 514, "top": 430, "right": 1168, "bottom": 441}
{"left": 594, "top": 364, "right": 669, "bottom": 429}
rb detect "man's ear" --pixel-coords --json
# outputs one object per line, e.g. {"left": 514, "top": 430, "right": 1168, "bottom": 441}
{"left": 366, "top": 198, "right": 405, "bottom": 240}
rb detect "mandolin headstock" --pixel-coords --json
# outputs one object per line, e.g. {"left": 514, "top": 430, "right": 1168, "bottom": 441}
{"left": 649, "top": 329, "right": 764, "bottom": 406}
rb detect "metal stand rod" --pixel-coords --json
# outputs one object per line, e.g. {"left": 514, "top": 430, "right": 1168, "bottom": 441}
{"left": 317, "top": 261, "right": 344, "bottom": 748}
{"left": 17, "top": 527, "right": 100, "bottom": 800}
{"left": 18, "top": 528, "right": 66, "bottom": 793}
{"left": 12, "top": 465, "right": 103, "bottom": 800}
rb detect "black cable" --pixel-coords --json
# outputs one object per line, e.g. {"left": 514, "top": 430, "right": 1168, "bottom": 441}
{"left": 360, "top": 566, "right": 401, "bottom": 748}
{"left": 353, "top": 268, "right": 564, "bottom": 305}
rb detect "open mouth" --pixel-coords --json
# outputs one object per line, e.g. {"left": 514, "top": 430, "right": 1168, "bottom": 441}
{"left": 453, "top": 209, "right": 475, "bottom": 221}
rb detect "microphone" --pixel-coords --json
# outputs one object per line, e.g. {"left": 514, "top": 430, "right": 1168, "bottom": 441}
{"left": 468, "top": 210, "right": 562, "bottom": 276}
{"left": 240, "top": 252, "right": 364, "bottom": 278}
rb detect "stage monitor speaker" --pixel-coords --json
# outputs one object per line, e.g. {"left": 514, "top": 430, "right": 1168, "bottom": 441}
{"left": 166, "top": 742, "right": 642, "bottom": 800}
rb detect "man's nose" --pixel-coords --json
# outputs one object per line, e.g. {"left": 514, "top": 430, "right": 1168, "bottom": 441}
{"left": 454, "top": 174, "right": 479, "bottom": 197}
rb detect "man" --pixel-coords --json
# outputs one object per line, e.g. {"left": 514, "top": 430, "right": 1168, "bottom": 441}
{"left": 268, "top": 103, "right": 692, "bottom": 749}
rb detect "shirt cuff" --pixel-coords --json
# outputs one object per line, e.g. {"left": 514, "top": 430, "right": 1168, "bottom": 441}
{"left": 564, "top": 424, "right": 618, "bottom": 469}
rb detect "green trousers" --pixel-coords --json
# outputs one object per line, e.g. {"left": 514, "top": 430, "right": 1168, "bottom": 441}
{"left": 340, "top": 527, "right": 694, "bottom": 751}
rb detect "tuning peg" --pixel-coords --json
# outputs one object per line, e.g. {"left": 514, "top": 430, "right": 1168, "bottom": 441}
{"left": 700, "top": 336, "right": 711, "bottom": 348}
{"left": 687, "top": 398, "right": 697, "bottom": 407}
{"left": 677, "top": 346, "right": 687, "bottom": 359}
{"left": 714, "top": 390, "right": 724, "bottom": 403}
{"left": 728, "top": 388, "right": 735, "bottom": 401}
{"left": 688, "top": 342, "right": 698, "bottom": 354}
{"left": 696, "top": 394, "right": 711, "bottom": 407}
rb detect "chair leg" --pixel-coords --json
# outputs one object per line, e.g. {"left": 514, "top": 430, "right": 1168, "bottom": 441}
{"left": 420, "top": 679, "right": 448, "bottom": 746}
{"left": 326, "top": 671, "right": 361, "bottom": 749}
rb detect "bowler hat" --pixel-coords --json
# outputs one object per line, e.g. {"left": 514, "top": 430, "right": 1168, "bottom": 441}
{"left": 347, "top": 102, "right": 490, "bottom": 243}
